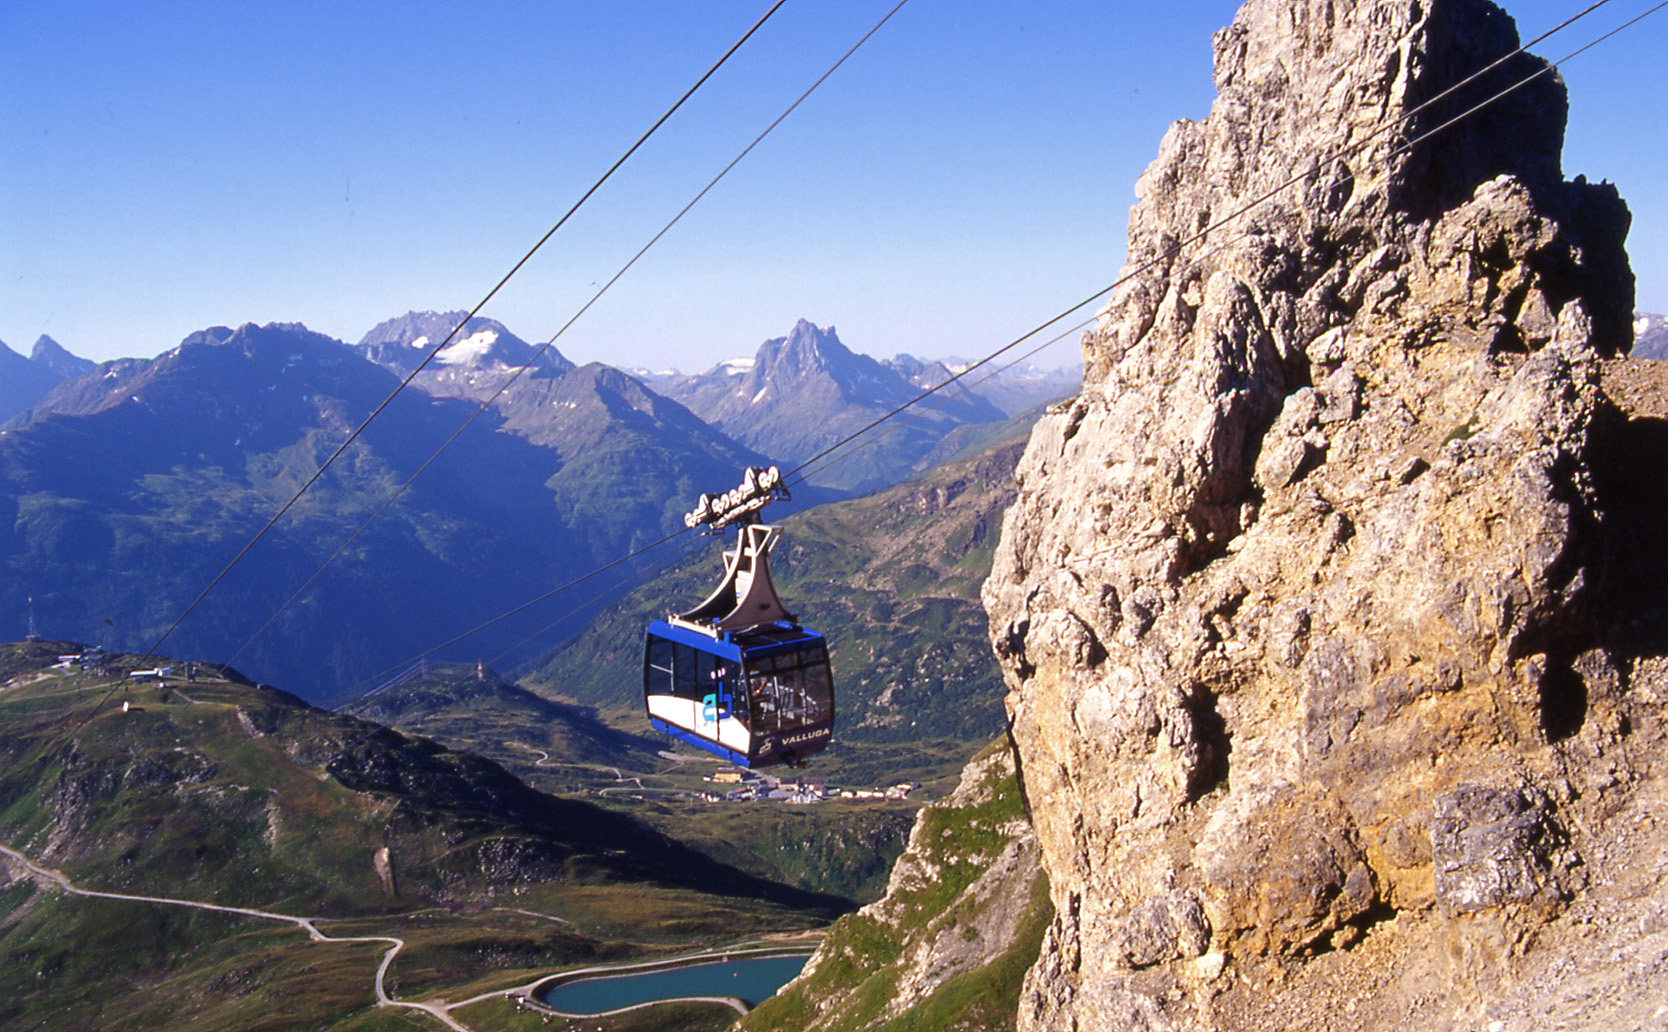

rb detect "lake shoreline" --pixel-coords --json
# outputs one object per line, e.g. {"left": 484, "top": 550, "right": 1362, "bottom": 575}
{"left": 527, "top": 942, "right": 819, "bottom": 1018}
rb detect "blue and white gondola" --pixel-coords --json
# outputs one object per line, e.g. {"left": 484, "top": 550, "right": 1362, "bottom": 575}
{"left": 642, "top": 469, "right": 834, "bottom": 768}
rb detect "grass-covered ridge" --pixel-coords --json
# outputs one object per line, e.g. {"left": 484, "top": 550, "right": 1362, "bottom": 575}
{"left": 736, "top": 741, "right": 1051, "bottom": 1032}
{"left": 0, "top": 642, "right": 847, "bottom": 1031}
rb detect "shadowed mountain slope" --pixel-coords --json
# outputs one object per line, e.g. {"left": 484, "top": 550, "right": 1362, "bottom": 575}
{"left": 0, "top": 336, "right": 94, "bottom": 425}
{"left": 0, "top": 322, "right": 775, "bottom": 700}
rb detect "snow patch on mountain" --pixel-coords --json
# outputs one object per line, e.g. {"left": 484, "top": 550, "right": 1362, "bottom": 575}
{"left": 436, "top": 328, "right": 501, "bottom": 367}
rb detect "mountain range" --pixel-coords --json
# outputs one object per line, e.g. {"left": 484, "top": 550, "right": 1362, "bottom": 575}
{"left": 1, "top": 314, "right": 1072, "bottom": 701}
{"left": 657, "top": 319, "right": 1014, "bottom": 493}
{"left": 0, "top": 322, "right": 764, "bottom": 699}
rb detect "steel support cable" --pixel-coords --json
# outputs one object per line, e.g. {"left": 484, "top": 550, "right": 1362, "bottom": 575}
{"left": 135, "top": 0, "right": 790, "bottom": 667}
{"left": 780, "top": 0, "right": 1623, "bottom": 486}
{"left": 49, "top": 2, "right": 790, "bottom": 748}
{"left": 227, "top": 0, "right": 914, "bottom": 669}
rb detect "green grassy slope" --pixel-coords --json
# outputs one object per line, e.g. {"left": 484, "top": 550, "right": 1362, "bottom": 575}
{"left": 0, "top": 642, "right": 846, "bottom": 1031}
{"left": 343, "top": 664, "right": 920, "bottom": 906}
{"left": 737, "top": 742, "right": 1050, "bottom": 1032}
{"left": 526, "top": 435, "right": 1029, "bottom": 792}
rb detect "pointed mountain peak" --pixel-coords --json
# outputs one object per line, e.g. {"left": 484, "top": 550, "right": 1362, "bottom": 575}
{"left": 778, "top": 319, "right": 845, "bottom": 354}
{"left": 30, "top": 335, "right": 96, "bottom": 378}
{"left": 179, "top": 325, "right": 237, "bottom": 349}
{"left": 752, "top": 320, "right": 856, "bottom": 380}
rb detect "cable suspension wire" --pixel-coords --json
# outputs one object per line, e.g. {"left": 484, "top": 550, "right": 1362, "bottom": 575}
{"left": 228, "top": 0, "right": 915, "bottom": 668}
{"left": 137, "top": 0, "right": 790, "bottom": 667}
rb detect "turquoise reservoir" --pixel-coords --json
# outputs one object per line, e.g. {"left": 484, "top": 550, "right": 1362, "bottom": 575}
{"left": 540, "top": 954, "right": 810, "bottom": 1014}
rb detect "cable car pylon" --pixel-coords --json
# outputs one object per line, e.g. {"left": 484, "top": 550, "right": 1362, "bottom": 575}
{"left": 643, "top": 466, "right": 834, "bottom": 768}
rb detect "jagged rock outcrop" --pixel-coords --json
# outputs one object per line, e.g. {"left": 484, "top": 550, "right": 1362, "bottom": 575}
{"left": 983, "top": 1, "right": 1657, "bottom": 1029}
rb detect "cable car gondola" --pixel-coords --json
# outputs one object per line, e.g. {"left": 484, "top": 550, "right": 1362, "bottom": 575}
{"left": 643, "top": 467, "right": 833, "bottom": 768}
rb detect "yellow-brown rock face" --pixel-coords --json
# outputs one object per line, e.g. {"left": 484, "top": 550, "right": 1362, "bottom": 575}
{"left": 983, "top": 1, "right": 1659, "bottom": 1028}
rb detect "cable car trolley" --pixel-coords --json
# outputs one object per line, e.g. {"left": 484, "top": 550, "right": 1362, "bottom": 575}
{"left": 643, "top": 466, "right": 834, "bottom": 768}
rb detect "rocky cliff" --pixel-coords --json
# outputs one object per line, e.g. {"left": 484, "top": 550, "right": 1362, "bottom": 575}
{"left": 983, "top": 0, "right": 1663, "bottom": 1029}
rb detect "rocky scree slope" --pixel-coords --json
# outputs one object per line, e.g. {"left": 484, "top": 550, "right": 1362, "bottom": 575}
{"left": 982, "top": 0, "right": 1656, "bottom": 1029}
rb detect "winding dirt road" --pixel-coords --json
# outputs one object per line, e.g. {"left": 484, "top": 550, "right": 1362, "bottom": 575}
{"left": 0, "top": 842, "right": 471, "bottom": 1031}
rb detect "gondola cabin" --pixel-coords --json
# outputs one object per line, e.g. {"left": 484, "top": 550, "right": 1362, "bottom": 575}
{"left": 643, "top": 619, "right": 833, "bottom": 768}
{"left": 642, "top": 469, "right": 834, "bottom": 768}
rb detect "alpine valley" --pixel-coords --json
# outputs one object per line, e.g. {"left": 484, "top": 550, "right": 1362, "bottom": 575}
{"left": 0, "top": 312, "right": 1074, "bottom": 1031}
{"left": 8, "top": 0, "right": 1668, "bottom": 1028}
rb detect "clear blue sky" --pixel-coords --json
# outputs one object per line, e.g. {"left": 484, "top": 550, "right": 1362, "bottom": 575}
{"left": 3, "top": 0, "right": 1662, "bottom": 371}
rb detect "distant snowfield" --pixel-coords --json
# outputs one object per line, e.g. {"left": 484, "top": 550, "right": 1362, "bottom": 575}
{"left": 436, "top": 329, "right": 500, "bottom": 366}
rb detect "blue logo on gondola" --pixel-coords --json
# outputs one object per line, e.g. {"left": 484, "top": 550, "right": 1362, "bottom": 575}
{"left": 701, "top": 692, "right": 718, "bottom": 725}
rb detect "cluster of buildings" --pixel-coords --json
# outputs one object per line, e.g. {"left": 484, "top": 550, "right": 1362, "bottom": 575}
{"left": 700, "top": 768, "right": 919, "bottom": 804}
{"left": 48, "top": 646, "right": 109, "bottom": 672}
